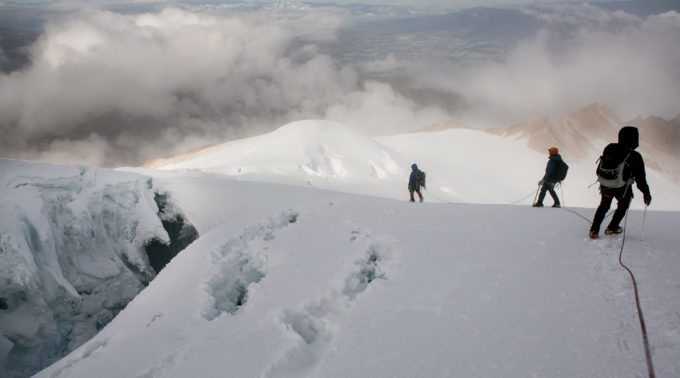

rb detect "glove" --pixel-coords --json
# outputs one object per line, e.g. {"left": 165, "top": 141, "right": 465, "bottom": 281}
{"left": 644, "top": 193, "right": 652, "bottom": 206}
{"left": 538, "top": 180, "right": 544, "bottom": 185}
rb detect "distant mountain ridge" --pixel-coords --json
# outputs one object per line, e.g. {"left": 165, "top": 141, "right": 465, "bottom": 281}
{"left": 424, "top": 104, "right": 680, "bottom": 184}
{"left": 489, "top": 103, "right": 622, "bottom": 160}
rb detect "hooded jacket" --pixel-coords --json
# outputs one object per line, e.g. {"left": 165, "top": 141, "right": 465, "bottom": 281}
{"left": 408, "top": 164, "right": 421, "bottom": 190}
{"left": 600, "top": 126, "right": 650, "bottom": 195}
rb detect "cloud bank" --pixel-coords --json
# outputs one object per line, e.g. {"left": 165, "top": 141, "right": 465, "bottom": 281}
{"left": 0, "top": 5, "right": 448, "bottom": 166}
{"left": 442, "top": 5, "right": 680, "bottom": 126}
{"left": 0, "top": 2, "right": 678, "bottom": 166}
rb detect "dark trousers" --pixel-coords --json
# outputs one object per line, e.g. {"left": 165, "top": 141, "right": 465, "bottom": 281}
{"left": 591, "top": 185, "right": 632, "bottom": 233}
{"left": 409, "top": 186, "right": 423, "bottom": 201}
{"left": 536, "top": 182, "right": 560, "bottom": 205}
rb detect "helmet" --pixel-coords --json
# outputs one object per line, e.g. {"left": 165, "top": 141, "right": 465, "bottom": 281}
{"left": 548, "top": 147, "right": 558, "bottom": 155}
{"left": 411, "top": 163, "right": 418, "bottom": 170}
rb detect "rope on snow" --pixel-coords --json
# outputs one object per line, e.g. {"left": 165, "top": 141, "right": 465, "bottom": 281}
{"left": 618, "top": 213, "right": 656, "bottom": 378}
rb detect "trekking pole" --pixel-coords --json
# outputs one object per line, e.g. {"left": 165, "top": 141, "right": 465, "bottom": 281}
{"left": 641, "top": 205, "right": 648, "bottom": 241}
{"left": 532, "top": 183, "right": 541, "bottom": 205}
{"left": 559, "top": 182, "right": 565, "bottom": 207}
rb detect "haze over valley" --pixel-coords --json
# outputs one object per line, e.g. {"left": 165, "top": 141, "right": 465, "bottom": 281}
{"left": 0, "top": 0, "right": 678, "bottom": 168}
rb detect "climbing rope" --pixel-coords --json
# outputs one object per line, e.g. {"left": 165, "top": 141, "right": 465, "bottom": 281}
{"left": 558, "top": 188, "right": 654, "bottom": 376}
{"left": 555, "top": 182, "right": 590, "bottom": 223}
{"left": 426, "top": 186, "right": 539, "bottom": 207}
{"left": 556, "top": 182, "right": 621, "bottom": 225}
{"left": 425, "top": 182, "right": 612, "bottom": 225}
{"left": 425, "top": 183, "right": 654, "bottom": 377}
{"left": 618, "top": 213, "right": 656, "bottom": 378}
{"left": 561, "top": 207, "right": 593, "bottom": 224}
{"left": 424, "top": 180, "right": 654, "bottom": 376}
{"left": 423, "top": 187, "right": 470, "bottom": 205}
{"left": 507, "top": 188, "right": 539, "bottom": 205}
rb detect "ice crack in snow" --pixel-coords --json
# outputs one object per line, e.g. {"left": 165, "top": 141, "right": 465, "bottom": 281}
{"left": 202, "top": 210, "right": 299, "bottom": 320}
{"left": 342, "top": 245, "right": 384, "bottom": 300}
{"left": 267, "top": 230, "right": 394, "bottom": 377}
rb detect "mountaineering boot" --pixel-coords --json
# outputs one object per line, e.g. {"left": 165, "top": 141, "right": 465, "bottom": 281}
{"left": 604, "top": 227, "right": 623, "bottom": 235}
{"left": 532, "top": 203, "right": 543, "bottom": 207}
{"left": 552, "top": 204, "right": 561, "bottom": 208}
{"left": 589, "top": 231, "right": 599, "bottom": 239}
{"left": 409, "top": 198, "right": 415, "bottom": 202}
{"left": 420, "top": 197, "right": 423, "bottom": 203}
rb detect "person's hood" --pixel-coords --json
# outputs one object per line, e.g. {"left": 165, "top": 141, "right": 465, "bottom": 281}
{"left": 549, "top": 153, "right": 562, "bottom": 161}
{"left": 411, "top": 164, "right": 418, "bottom": 171}
{"left": 618, "top": 126, "right": 639, "bottom": 150}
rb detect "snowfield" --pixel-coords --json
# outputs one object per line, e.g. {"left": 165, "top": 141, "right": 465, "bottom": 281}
{"left": 1, "top": 119, "right": 679, "bottom": 377}
{"left": 32, "top": 172, "right": 680, "bottom": 377}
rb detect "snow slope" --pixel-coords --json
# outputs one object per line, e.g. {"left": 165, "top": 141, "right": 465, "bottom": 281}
{"left": 33, "top": 170, "right": 680, "bottom": 378}
{"left": 148, "top": 120, "right": 680, "bottom": 210}
{"left": 3, "top": 119, "right": 679, "bottom": 377}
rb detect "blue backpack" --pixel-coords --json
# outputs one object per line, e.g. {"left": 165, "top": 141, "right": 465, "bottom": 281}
{"left": 552, "top": 160, "right": 569, "bottom": 182}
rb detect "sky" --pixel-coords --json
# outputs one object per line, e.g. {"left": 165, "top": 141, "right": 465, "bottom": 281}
{"left": 0, "top": 0, "right": 678, "bottom": 167}
{"left": 0, "top": 0, "right": 609, "bottom": 8}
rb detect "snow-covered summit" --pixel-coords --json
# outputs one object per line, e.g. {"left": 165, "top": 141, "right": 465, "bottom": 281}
{"left": 156, "top": 120, "right": 401, "bottom": 180}
{"left": 147, "top": 120, "right": 406, "bottom": 198}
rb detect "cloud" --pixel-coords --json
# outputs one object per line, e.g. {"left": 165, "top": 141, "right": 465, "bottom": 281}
{"left": 0, "top": 4, "right": 452, "bottom": 167}
{"left": 520, "top": 3, "right": 641, "bottom": 25}
{"left": 359, "top": 53, "right": 400, "bottom": 74}
{"left": 325, "top": 80, "right": 450, "bottom": 135}
{"left": 427, "top": 7, "right": 680, "bottom": 126}
{"left": 0, "top": 7, "right": 361, "bottom": 166}
{"left": 31, "top": 133, "right": 114, "bottom": 167}
{"left": 1, "top": 3, "right": 678, "bottom": 167}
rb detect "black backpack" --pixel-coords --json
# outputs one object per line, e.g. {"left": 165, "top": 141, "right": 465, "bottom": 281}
{"left": 416, "top": 170, "right": 426, "bottom": 188}
{"left": 597, "top": 144, "right": 632, "bottom": 188}
{"left": 551, "top": 160, "right": 569, "bottom": 182}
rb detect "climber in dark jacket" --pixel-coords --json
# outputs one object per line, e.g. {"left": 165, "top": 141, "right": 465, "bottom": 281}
{"left": 408, "top": 163, "right": 424, "bottom": 202}
{"left": 533, "top": 147, "right": 563, "bottom": 208}
{"left": 589, "top": 126, "right": 652, "bottom": 239}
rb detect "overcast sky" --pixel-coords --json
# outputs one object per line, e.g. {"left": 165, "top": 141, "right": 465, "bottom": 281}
{"left": 0, "top": 0, "right": 678, "bottom": 167}
{"left": 2, "top": 0, "right": 601, "bottom": 8}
